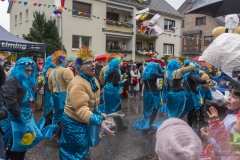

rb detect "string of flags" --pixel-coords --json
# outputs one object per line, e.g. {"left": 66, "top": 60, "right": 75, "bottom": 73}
{"left": 1, "top": 0, "right": 214, "bottom": 42}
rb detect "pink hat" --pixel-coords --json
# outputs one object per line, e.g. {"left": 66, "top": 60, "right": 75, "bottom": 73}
{"left": 155, "top": 118, "right": 202, "bottom": 160}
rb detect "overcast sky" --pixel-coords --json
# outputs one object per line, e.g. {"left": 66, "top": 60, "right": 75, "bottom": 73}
{"left": 0, "top": 0, "right": 185, "bottom": 31}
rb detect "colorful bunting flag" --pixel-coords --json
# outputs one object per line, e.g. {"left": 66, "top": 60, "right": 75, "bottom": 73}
{"left": 3, "top": 0, "right": 211, "bottom": 41}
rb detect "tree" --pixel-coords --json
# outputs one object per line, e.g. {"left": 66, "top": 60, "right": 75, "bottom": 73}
{"left": 19, "top": 11, "right": 65, "bottom": 58}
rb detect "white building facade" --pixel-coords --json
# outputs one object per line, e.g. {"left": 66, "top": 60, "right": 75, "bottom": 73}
{"left": 8, "top": 0, "right": 183, "bottom": 62}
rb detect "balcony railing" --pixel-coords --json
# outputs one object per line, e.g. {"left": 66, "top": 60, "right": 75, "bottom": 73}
{"left": 105, "top": 21, "right": 133, "bottom": 33}
{"left": 136, "top": 28, "right": 158, "bottom": 39}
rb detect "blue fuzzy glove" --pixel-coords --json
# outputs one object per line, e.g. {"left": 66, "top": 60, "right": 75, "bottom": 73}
{"left": 184, "top": 60, "right": 190, "bottom": 66}
{"left": 90, "top": 114, "right": 103, "bottom": 126}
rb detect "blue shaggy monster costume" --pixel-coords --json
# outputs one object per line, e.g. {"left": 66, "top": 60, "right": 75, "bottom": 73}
{"left": 1, "top": 57, "right": 43, "bottom": 159}
{"left": 103, "top": 58, "right": 123, "bottom": 114}
{"left": 42, "top": 56, "right": 55, "bottom": 126}
{"left": 103, "top": 58, "right": 128, "bottom": 131}
{"left": 132, "top": 62, "right": 164, "bottom": 130}
{"left": 41, "top": 51, "right": 74, "bottom": 140}
{"left": 164, "top": 59, "right": 196, "bottom": 119}
{"left": 183, "top": 62, "right": 209, "bottom": 127}
{"left": 59, "top": 47, "right": 104, "bottom": 159}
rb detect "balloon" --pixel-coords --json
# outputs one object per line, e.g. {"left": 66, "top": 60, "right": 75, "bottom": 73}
{"left": 52, "top": 14, "right": 57, "bottom": 18}
{"left": 57, "top": 13, "right": 62, "bottom": 18}
{"left": 58, "top": 6, "right": 63, "bottom": 13}
{"left": 53, "top": 9, "right": 58, "bottom": 14}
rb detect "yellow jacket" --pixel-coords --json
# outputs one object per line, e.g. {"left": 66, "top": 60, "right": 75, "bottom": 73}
{"left": 64, "top": 75, "right": 101, "bottom": 124}
{"left": 48, "top": 66, "right": 74, "bottom": 93}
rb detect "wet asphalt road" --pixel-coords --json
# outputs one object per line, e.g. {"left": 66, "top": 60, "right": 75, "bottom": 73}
{"left": 25, "top": 94, "right": 227, "bottom": 160}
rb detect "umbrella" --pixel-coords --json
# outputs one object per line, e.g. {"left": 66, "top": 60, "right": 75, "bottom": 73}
{"left": 185, "top": 0, "right": 240, "bottom": 18}
{"left": 193, "top": 56, "right": 204, "bottom": 62}
{"left": 147, "top": 58, "right": 157, "bottom": 63}
{"left": 95, "top": 54, "right": 109, "bottom": 61}
{"left": 201, "top": 33, "right": 240, "bottom": 77}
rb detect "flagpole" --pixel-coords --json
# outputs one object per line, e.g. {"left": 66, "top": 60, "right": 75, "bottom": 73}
{"left": 61, "top": 13, "right": 63, "bottom": 50}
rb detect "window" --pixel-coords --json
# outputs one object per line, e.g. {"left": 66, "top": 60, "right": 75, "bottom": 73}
{"left": 107, "top": 12, "right": 119, "bottom": 21}
{"left": 164, "top": 19, "right": 175, "bottom": 31}
{"left": 204, "top": 36, "right": 214, "bottom": 46}
{"left": 72, "top": 1, "right": 91, "bottom": 17}
{"left": 163, "top": 44, "right": 174, "bottom": 55}
{"left": 182, "top": 34, "right": 201, "bottom": 52}
{"left": 19, "top": 12, "right": 22, "bottom": 24}
{"left": 15, "top": 15, "right": 17, "bottom": 25}
{"left": 182, "top": 20, "right": 185, "bottom": 28}
{"left": 106, "top": 40, "right": 119, "bottom": 50}
{"left": 196, "top": 17, "right": 206, "bottom": 25}
{"left": 25, "top": 9, "right": 28, "bottom": 21}
{"left": 72, "top": 35, "right": 90, "bottom": 48}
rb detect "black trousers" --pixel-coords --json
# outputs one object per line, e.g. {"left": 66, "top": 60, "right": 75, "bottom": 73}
{"left": 187, "top": 109, "right": 195, "bottom": 127}
{"left": 5, "top": 150, "right": 26, "bottom": 160}
{"left": 0, "top": 133, "right": 4, "bottom": 160}
{"left": 114, "top": 104, "right": 123, "bottom": 128}
{"left": 54, "top": 122, "right": 62, "bottom": 138}
{"left": 44, "top": 110, "right": 53, "bottom": 127}
{"left": 149, "top": 108, "right": 158, "bottom": 126}
{"left": 194, "top": 104, "right": 206, "bottom": 121}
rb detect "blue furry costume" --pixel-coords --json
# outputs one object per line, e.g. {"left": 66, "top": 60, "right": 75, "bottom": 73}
{"left": 132, "top": 62, "right": 164, "bottom": 130}
{"left": 103, "top": 59, "right": 123, "bottom": 114}
{"left": 1, "top": 58, "right": 43, "bottom": 157}
{"left": 165, "top": 59, "right": 187, "bottom": 118}
{"left": 183, "top": 62, "right": 204, "bottom": 112}
{"left": 59, "top": 55, "right": 102, "bottom": 160}
{"left": 42, "top": 56, "right": 55, "bottom": 121}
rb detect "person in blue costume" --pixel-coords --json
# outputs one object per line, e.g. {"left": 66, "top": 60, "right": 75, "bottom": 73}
{"left": 60, "top": 47, "right": 115, "bottom": 160}
{"left": 183, "top": 62, "right": 212, "bottom": 128}
{"left": 42, "top": 56, "right": 55, "bottom": 127}
{"left": 2, "top": 57, "right": 39, "bottom": 160}
{"left": 104, "top": 58, "right": 128, "bottom": 131}
{"left": 0, "top": 64, "right": 7, "bottom": 160}
{"left": 132, "top": 62, "right": 164, "bottom": 132}
{"left": 195, "top": 72, "right": 213, "bottom": 123}
{"left": 47, "top": 51, "right": 74, "bottom": 142}
{"left": 164, "top": 59, "right": 196, "bottom": 118}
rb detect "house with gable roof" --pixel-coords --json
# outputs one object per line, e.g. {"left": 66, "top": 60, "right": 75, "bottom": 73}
{"left": 8, "top": 0, "right": 183, "bottom": 62}
{"left": 178, "top": 0, "right": 225, "bottom": 57}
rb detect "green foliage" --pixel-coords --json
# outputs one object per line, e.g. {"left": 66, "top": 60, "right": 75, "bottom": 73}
{"left": 178, "top": 56, "right": 188, "bottom": 63}
{"left": 20, "top": 11, "right": 66, "bottom": 58}
{"left": 162, "top": 55, "right": 170, "bottom": 62}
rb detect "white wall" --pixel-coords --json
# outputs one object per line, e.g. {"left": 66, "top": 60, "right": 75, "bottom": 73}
{"left": 157, "top": 14, "right": 182, "bottom": 58}
{"left": 9, "top": 0, "right": 54, "bottom": 37}
{"left": 64, "top": 0, "right": 106, "bottom": 56}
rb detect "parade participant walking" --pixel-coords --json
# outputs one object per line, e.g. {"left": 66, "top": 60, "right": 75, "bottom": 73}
{"left": 42, "top": 56, "right": 55, "bottom": 126}
{"left": 120, "top": 62, "right": 130, "bottom": 98}
{"left": 104, "top": 58, "right": 128, "bottom": 131}
{"left": 0, "top": 64, "right": 7, "bottom": 160}
{"left": 48, "top": 50, "right": 74, "bottom": 141}
{"left": 183, "top": 62, "right": 212, "bottom": 128}
{"left": 99, "top": 53, "right": 122, "bottom": 86}
{"left": 164, "top": 59, "right": 196, "bottom": 118}
{"left": 2, "top": 57, "right": 42, "bottom": 160}
{"left": 60, "top": 47, "right": 114, "bottom": 160}
{"left": 132, "top": 62, "right": 164, "bottom": 131}
{"left": 130, "top": 64, "right": 140, "bottom": 98}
